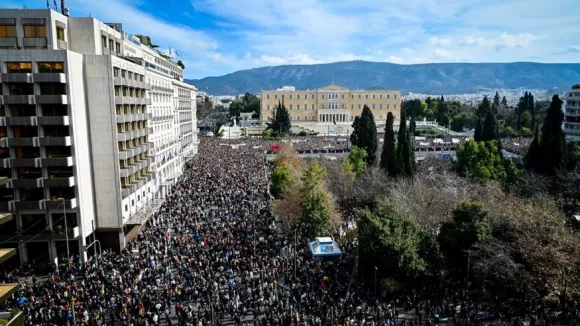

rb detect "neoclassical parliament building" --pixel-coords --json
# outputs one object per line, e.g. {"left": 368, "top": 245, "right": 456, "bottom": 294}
{"left": 260, "top": 84, "right": 402, "bottom": 132}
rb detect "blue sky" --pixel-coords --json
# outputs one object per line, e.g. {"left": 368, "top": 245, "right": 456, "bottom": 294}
{"left": 3, "top": 0, "right": 579, "bottom": 79}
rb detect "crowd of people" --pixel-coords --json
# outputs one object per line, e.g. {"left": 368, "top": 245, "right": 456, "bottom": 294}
{"left": 501, "top": 138, "right": 534, "bottom": 156}
{"left": 0, "top": 138, "right": 577, "bottom": 326}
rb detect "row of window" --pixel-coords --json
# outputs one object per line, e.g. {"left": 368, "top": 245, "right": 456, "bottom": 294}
{"left": 102, "top": 35, "right": 121, "bottom": 54}
{"left": 114, "top": 86, "right": 146, "bottom": 98}
{"left": 113, "top": 67, "right": 145, "bottom": 82}
{"left": 266, "top": 93, "right": 398, "bottom": 100}
{"left": 4, "top": 83, "right": 66, "bottom": 96}
{"left": 265, "top": 103, "right": 397, "bottom": 110}
{"left": 5, "top": 62, "right": 64, "bottom": 73}
{"left": 0, "top": 25, "right": 47, "bottom": 38}
{"left": 286, "top": 114, "right": 394, "bottom": 121}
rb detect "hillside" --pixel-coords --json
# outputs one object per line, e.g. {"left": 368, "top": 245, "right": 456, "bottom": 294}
{"left": 185, "top": 61, "right": 580, "bottom": 95}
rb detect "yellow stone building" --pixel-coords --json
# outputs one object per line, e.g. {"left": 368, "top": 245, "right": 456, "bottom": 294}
{"left": 260, "top": 84, "right": 402, "bottom": 126}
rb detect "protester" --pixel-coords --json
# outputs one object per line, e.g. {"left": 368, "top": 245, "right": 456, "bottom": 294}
{"left": 0, "top": 137, "right": 577, "bottom": 326}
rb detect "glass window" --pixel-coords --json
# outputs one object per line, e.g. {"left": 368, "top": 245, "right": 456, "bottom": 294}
{"left": 113, "top": 67, "right": 120, "bottom": 77}
{"left": 297, "top": 105, "right": 300, "bottom": 110}
{"left": 56, "top": 27, "right": 65, "bottom": 41}
{"left": 289, "top": 94, "right": 292, "bottom": 99}
{"left": 297, "top": 94, "right": 300, "bottom": 99}
{"left": 289, "top": 105, "right": 292, "bottom": 110}
{"left": 266, "top": 95, "right": 269, "bottom": 99}
{"left": 0, "top": 25, "right": 17, "bottom": 38}
{"left": 38, "top": 62, "right": 64, "bottom": 73}
{"left": 7, "top": 62, "right": 32, "bottom": 73}
{"left": 24, "top": 25, "right": 46, "bottom": 38}
{"left": 101, "top": 36, "right": 107, "bottom": 48}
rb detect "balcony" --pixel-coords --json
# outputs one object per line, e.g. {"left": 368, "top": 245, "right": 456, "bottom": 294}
{"left": 39, "top": 136, "right": 71, "bottom": 147}
{"left": 116, "top": 114, "right": 139, "bottom": 124}
{"left": 40, "top": 156, "right": 73, "bottom": 167}
{"left": 43, "top": 197, "right": 77, "bottom": 210}
{"left": 14, "top": 200, "right": 44, "bottom": 210}
{"left": 57, "top": 39, "right": 68, "bottom": 50}
{"left": 121, "top": 184, "right": 137, "bottom": 198}
{"left": 11, "top": 158, "right": 40, "bottom": 168}
{"left": 119, "top": 164, "right": 139, "bottom": 178}
{"left": 5, "top": 116, "right": 37, "bottom": 126}
{"left": 42, "top": 176, "right": 75, "bottom": 187}
{"left": 37, "top": 116, "right": 70, "bottom": 126}
{"left": 0, "top": 37, "right": 17, "bottom": 49}
{"left": 36, "top": 95, "right": 68, "bottom": 105}
{"left": 33, "top": 73, "right": 66, "bottom": 83}
{"left": 0, "top": 73, "right": 33, "bottom": 83}
{"left": 22, "top": 37, "right": 47, "bottom": 48}
{"left": 2, "top": 95, "right": 36, "bottom": 105}
{"left": 118, "top": 148, "right": 136, "bottom": 160}
{"left": 9, "top": 178, "right": 42, "bottom": 188}
{"left": 7, "top": 137, "right": 38, "bottom": 147}
{"left": 0, "top": 248, "right": 15, "bottom": 264}
{"left": 0, "top": 158, "right": 11, "bottom": 168}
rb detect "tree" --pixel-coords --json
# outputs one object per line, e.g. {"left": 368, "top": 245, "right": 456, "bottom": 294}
{"left": 177, "top": 60, "right": 185, "bottom": 69}
{"left": 525, "top": 125, "right": 541, "bottom": 172}
{"left": 343, "top": 145, "right": 367, "bottom": 177}
{"left": 477, "top": 96, "right": 491, "bottom": 119}
{"left": 266, "top": 101, "right": 291, "bottom": 135}
{"left": 403, "top": 99, "right": 427, "bottom": 118}
{"left": 482, "top": 110, "right": 499, "bottom": 142}
{"left": 536, "top": 95, "right": 566, "bottom": 175}
{"left": 298, "top": 162, "right": 336, "bottom": 239}
{"left": 380, "top": 112, "right": 397, "bottom": 176}
{"left": 501, "top": 96, "right": 508, "bottom": 107}
{"left": 410, "top": 114, "right": 417, "bottom": 135}
{"left": 358, "top": 201, "right": 426, "bottom": 279}
{"left": 455, "top": 139, "right": 509, "bottom": 182}
{"left": 493, "top": 91, "right": 500, "bottom": 107}
{"left": 450, "top": 115, "right": 464, "bottom": 132}
{"left": 438, "top": 202, "right": 492, "bottom": 271}
{"left": 270, "top": 166, "right": 292, "bottom": 198}
{"left": 229, "top": 101, "right": 243, "bottom": 117}
{"left": 521, "top": 111, "right": 532, "bottom": 128}
{"left": 474, "top": 118, "right": 483, "bottom": 142}
{"left": 395, "top": 109, "right": 407, "bottom": 176}
{"left": 566, "top": 141, "right": 580, "bottom": 173}
{"left": 351, "top": 106, "right": 378, "bottom": 165}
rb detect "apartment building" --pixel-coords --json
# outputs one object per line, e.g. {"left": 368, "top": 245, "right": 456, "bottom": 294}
{"left": 260, "top": 84, "right": 402, "bottom": 133}
{"left": 0, "top": 9, "right": 97, "bottom": 264}
{"left": 564, "top": 84, "right": 580, "bottom": 142}
{"left": 173, "top": 79, "right": 198, "bottom": 159}
{"left": 0, "top": 8, "right": 199, "bottom": 257}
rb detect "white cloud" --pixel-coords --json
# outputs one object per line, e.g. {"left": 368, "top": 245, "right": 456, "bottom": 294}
{"left": 458, "top": 33, "right": 542, "bottom": 49}
{"left": 434, "top": 48, "right": 453, "bottom": 59}
{"left": 429, "top": 37, "right": 453, "bottom": 46}
{"left": 384, "top": 56, "right": 404, "bottom": 64}
{"left": 569, "top": 45, "right": 580, "bottom": 53}
{"left": 260, "top": 55, "right": 288, "bottom": 66}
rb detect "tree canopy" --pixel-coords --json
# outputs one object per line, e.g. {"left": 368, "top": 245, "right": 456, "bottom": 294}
{"left": 380, "top": 112, "right": 397, "bottom": 175}
{"left": 266, "top": 101, "right": 292, "bottom": 135}
{"left": 350, "top": 105, "right": 378, "bottom": 165}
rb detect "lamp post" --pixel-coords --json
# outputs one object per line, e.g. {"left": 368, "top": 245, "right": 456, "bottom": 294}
{"left": 374, "top": 266, "right": 378, "bottom": 299}
{"left": 58, "top": 197, "right": 70, "bottom": 270}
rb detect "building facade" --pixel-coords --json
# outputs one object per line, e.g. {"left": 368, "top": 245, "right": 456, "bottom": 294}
{"left": 260, "top": 84, "right": 402, "bottom": 133}
{"left": 564, "top": 84, "right": 580, "bottom": 142}
{"left": 0, "top": 8, "right": 198, "bottom": 259}
{"left": 0, "top": 9, "right": 97, "bottom": 264}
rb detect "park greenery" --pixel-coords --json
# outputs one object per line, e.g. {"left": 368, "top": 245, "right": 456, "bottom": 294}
{"left": 269, "top": 91, "right": 580, "bottom": 303}
{"left": 229, "top": 93, "right": 261, "bottom": 118}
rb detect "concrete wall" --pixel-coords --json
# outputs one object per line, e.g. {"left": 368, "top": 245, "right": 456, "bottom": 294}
{"left": 83, "top": 55, "right": 123, "bottom": 230}
{"left": 66, "top": 50, "right": 96, "bottom": 241}
{"left": 67, "top": 18, "right": 100, "bottom": 55}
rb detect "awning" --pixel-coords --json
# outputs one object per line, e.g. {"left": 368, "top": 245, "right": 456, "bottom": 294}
{"left": 308, "top": 237, "right": 343, "bottom": 258}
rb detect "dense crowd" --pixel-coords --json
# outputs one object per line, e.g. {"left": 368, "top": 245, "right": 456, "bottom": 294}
{"left": 501, "top": 138, "right": 534, "bottom": 156}
{"left": 0, "top": 138, "right": 577, "bottom": 326}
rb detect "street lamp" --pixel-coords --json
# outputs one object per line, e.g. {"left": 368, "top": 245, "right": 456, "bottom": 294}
{"left": 57, "top": 197, "right": 70, "bottom": 270}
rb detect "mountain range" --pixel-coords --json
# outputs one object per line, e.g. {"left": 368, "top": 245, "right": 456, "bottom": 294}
{"left": 185, "top": 61, "right": 580, "bottom": 96}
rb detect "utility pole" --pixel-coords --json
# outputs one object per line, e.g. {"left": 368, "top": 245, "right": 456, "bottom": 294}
{"left": 59, "top": 198, "right": 71, "bottom": 270}
{"left": 293, "top": 228, "right": 297, "bottom": 279}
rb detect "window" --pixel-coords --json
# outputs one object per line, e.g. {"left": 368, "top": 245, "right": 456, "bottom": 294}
{"left": 351, "top": 95, "right": 354, "bottom": 99}
{"left": 342, "top": 94, "right": 345, "bottom": 99}
{"left": 101, "top": 36, "right": 107, "bottom": 48}
{"left": 373, "top": 94, "right": 376, "bottom": 99}
{"left": 56, "top": 27, "right": 65, "bottom": 41}
{"left": 394, "top": 94, "right": 397, "bottom": 99}
{"left": 380, "top": 104, "right": 383, "bottom": 109}
{"left": 113, "top": 67, "right": 120, "bottom": 77}
{"left": 297, "top": 94, "right": 300, "bottom": 99}
{"left": 380, "top": 94, "right": 383, "bottom": 99}
{"left": 8, "top": 83, "right": 34, "bottom": 95}
{"left": 297, "top": 116, "right": 300, "bottom": 121}
{"left": 39, "top": 83, "right": 66, "bottom": 95}
{"left": 312, "top": 116, "right": 315, "bottom": 121}
{"left": 394, "top": 104, "right": 397, "bottom": 109}
{"left": 304, "top": 115, "right": 307, "bottom": 121}
{"left": 387, "top": 104, "right": 390, "bottom": 109}
{"left": 38, "top": 62, "right": 64, "bottom": 73}
{"left": 289, "top": 105, "right": 292, "bottom": 110}
{"left": 322, "top": 94, "right": 324, "bottom": 99}
{"left": 109, "top": 39, "right": 114, "bottom": 50}
{"left": 24, "top": 25, "right": 46, "bottom": 38}
{"left": 312, "top": 94, "right": 315, "bottom": 99}
{"left": 0, "top": 25, "right": 17, "bottom": 38}
{"left": 267, "top": 105, "right": 270, "bottom": 110}
{"left": 311, "top": 104, "right": 315, "bottom": 110}
{"left": 351, "top": 104, "right": 354, "bottom": 109}
{"left": 289, "top": 94, "right": 292, "bottom": 99}
{"left": 358, "top": 104, "right": 361, "bottom": 109}
{"left": 7, "top": 62, "right": 32, "bottom": 73}
{"left": 116, "top": 42, "right": 121, "bottom": 54}
{"left": 372, "top": 104, "right": 375, "bottom": 109}
{"left": 266, "top": 95, "right": 269, "bottom": 99}
{"left": 366, "top": 94, "right": 369, "bottom": 99}
{"left": 124, "top": 205, "right": 128, "bottom": 212}
{"left": 131, "top": 200, "right": 134, "bottom": 206}
{"left": 297, "top": 105, "right": 300, "bottom": 110}
{"left": 387, "top": 94, "right": 390, "bottom": 99}
{"left": 274, "top": 95, "right": 277, "bottom": 99}
{"left": 358, "top": 95, "right": 361, "bottom": 99}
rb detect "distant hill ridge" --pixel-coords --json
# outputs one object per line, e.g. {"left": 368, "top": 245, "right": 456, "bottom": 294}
{"left": 185, "top": 60, "right": 580, "bottom": 95}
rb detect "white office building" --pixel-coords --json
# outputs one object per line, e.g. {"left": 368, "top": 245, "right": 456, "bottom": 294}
{"left": 564, "top": 84, "right": 580, "bottom": 142}
{"left": 0, "top": 8, "right": 198, "bottom": 260}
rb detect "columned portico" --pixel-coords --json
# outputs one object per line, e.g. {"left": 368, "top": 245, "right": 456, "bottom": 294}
{"left": 318, "top": 109, "right": 350, "bottom": 124}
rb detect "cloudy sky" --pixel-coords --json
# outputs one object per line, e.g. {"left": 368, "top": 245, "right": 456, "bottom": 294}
{"left": 3, "top": 0, "right": 579, "bottom": 79}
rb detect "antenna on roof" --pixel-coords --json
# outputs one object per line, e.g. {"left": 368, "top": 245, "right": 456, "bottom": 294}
{"left": 46, "top": 0, "right": 50, "bottom": 9}
{"left": 61, "top": 0, "right": 69, "bottom": 16}
{"left": 53, "top": 0, "right": 58, "bottom": 12}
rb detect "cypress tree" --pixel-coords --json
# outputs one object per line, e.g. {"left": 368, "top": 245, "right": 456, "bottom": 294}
{"left": 395, "top": 109, "right": 407, "bottom": 176}
{"left": 482, "top": 110, "right": 499, "bottom": 142}
{"left": 380, "top": 112, "right": 397, "bottom": 176}
{"left": 477, "top": 96, "right": 491, "bottom": 119}
{"left": 474, "top": 118, "right": 483, "bottom": 142}
{"left": 406, "top": 127, "right": 416, "bottom": 176}
{"left": 266, "top": 101, "right": 291, "bottom": 135}
{"left": 538, "top": 95, "right": 566, "bottom": 175}
{"left": 501, "top": 96, "right": 508, "bottom": 107}
{"left": 350, "top": 116, "right": 361, "bottom": 146}
{"left": 360, "top": 105, "right": 378, "bottom": 165}
{"left": 410, "top": 113, "right": 417, "bottom": 136}
{"left": 493, "top": 91, "right": 500, "bottom": 107}
{"left": 525, "top": 125, "right": 541, "bottom": 172}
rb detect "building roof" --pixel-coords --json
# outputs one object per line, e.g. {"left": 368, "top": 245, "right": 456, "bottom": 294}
{"left": 318, "top": 84, "right": 349, "bottom": 91}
